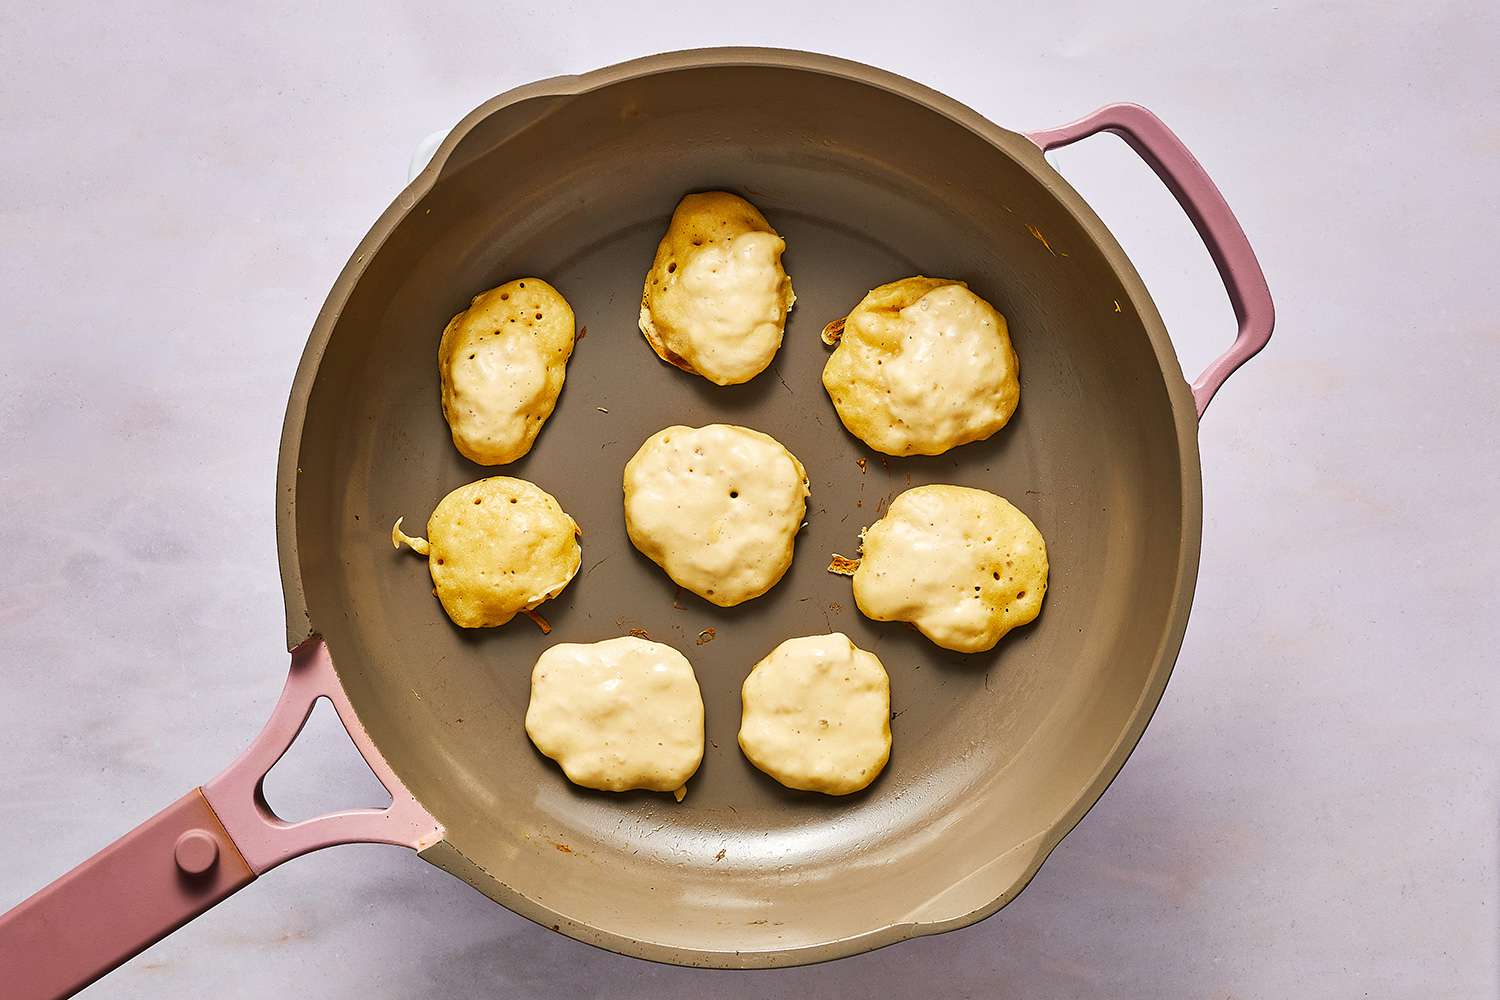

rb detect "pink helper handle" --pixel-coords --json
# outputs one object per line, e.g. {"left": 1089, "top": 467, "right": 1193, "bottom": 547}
{"left": 1026, "top": 103, "right": 1275, "bottom": 417}
{"left": 0, "top": 638, "right": 442, "bottom": 1000}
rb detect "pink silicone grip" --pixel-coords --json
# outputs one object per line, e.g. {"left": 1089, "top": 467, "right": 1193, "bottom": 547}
{"left": 0, "top": 639, "right": 442, "bottom": 999}
{"left": 0, "top": 790, "right": 254, "bottom": 1000}
{"left": 1027, "top": 103, "right": 1275, "bottom": 417}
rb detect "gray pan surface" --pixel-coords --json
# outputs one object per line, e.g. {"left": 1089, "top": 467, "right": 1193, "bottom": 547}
{"left": 277, "top": 49, "right": 1201, "bottom": 967}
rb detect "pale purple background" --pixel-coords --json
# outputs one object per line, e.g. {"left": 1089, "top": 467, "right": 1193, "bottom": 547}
{"left": 2, "top": 2, "right": 1497, "bottom": 997}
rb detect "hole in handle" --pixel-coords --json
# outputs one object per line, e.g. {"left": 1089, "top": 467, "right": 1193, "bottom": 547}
{"left": 1045, "top": 137, "right": 1234, "bottom": 384}
{"left": 202, "top": 639, "right": 443, "bottom": 872}
{"left": 259, "top": 697, "right": 392, "bottom": 823}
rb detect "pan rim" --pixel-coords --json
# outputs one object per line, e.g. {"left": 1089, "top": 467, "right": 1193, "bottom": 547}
{"left": 275, "top": 46, "right": 1204, "bottom": 968}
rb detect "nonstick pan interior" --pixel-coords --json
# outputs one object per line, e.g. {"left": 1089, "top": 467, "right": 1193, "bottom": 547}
{"left": 283, "top": 54, "right": 1200, "bottom": 965}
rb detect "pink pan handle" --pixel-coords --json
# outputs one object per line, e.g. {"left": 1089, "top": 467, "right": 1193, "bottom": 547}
{"left": 0, "top": 638, "right": 442, "bottom": 1000}
{"left": 1026, "top": 103, "right": 1275, "bottom": 417}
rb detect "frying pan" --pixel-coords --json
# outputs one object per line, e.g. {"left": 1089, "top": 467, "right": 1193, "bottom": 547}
{"left": 0, "top": 48, "right": 1273, "bottom": 995}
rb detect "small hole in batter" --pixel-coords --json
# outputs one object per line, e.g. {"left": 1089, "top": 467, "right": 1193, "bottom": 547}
{"left": 1017, "top": 591, "right": 1026, "bottom": 599}
{"left": 500, "top": 293, "right": 509, "bottom": 300}
{"left": 510, "top": 498, "right": 518, "bottom": 504}
{"left": 667, "top": 262, "right": 677, "bottom": 273}
{"left": 729, "top": 490, "right": 738, "bottom": 499}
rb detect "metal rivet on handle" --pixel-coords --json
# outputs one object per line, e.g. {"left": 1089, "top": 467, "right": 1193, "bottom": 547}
{"left": 174, "top": 829, "right": 220, "bottom": 875}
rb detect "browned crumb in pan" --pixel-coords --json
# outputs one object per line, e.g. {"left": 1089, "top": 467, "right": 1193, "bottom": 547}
{"left": 821, "top": 316, "right": 846, "bottom": 346}
{"left": 827, "top": 554, "right": 861, "bottom": 576}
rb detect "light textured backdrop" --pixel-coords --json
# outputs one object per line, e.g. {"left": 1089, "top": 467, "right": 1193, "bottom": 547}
{"left": 2, "top": 2, "right": 1496, "bottom": 997}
